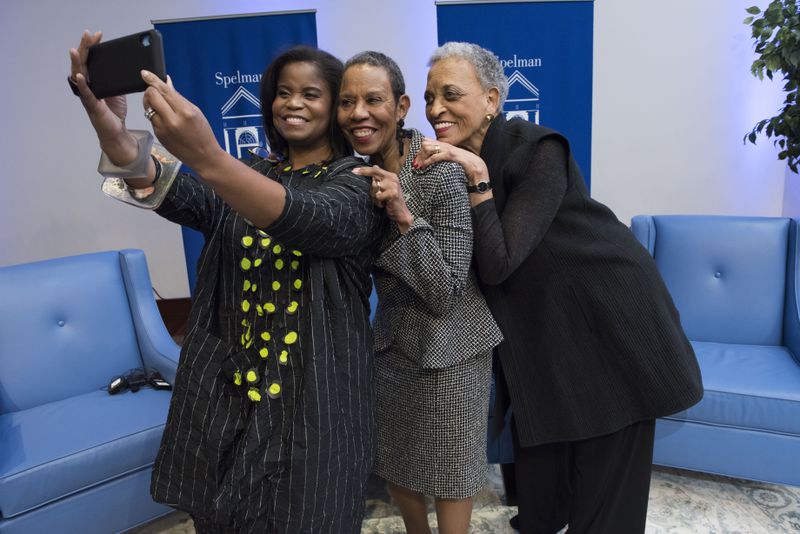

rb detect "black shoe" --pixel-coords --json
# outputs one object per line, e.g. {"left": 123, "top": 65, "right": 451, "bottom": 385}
{"left": 509, "top": 514, "right": 520, "bottom": 530}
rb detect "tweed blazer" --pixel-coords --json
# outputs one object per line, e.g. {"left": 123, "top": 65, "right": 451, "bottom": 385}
{"left": 373, "top": 129, "right": 502, "bottom": 369}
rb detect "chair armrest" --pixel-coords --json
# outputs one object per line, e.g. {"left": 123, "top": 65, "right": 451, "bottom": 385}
{"left": 784, "top": 220, "right": 800, "bottom": 365}
{"left": 119, "top": 249, "right": 181, "bottom": 384}
{"left": 630, "top": 215, "right": 656, "bottom": 255}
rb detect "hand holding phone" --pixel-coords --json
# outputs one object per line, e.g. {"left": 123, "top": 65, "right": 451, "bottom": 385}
{"left": 85, "top": 30, "right": 167, "bottom": 99}
{"left": 69, "top": 30, "right": 142, "bottom": 166}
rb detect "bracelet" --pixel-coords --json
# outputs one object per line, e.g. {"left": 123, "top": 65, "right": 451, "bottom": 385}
{"left": 97, "top": 130, "right": 154, "bottom": 179}
{"left": 124, "top": 155, "right": 161, "bottom": 192}
{"left": 151, "top": 155, "right": 162, "bottom": 184}
{"left": 101, "top": 141, "right": 182, "bottom": 210}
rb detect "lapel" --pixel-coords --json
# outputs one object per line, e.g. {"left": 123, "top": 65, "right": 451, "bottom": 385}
{"left": 397, "top": 129, "right": 429, "bottom": 219}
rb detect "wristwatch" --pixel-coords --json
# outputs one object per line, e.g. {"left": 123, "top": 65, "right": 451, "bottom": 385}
{"left": 466, "top": 181, "right": 492, "bottom": 194}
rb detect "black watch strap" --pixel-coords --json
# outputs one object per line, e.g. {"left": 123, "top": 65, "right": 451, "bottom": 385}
{"left": 467, "top": 181, "right": 492, "bottom": 194}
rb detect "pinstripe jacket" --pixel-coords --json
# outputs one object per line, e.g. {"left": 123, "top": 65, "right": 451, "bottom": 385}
{"left": 129, "top": 154, "right": 385, "bottom": 532}
{"left": 373, "top": 130, "right": 502, "bottom": 368}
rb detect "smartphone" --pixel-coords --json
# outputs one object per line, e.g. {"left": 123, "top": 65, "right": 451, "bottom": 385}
{"left": 86, "top": 30, "right": 167, "bottom": 99}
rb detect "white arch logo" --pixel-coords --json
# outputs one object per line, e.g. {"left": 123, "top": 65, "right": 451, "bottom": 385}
{"left": 221, "top": 86, "right": 267, "bottom": 158}
{"left": 505, "top": 70, "right": 540, "bottom": 124}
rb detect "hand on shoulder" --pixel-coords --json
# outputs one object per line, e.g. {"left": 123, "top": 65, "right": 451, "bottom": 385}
{"left": 413, "top": 137, "right": 489, "bottom": 186}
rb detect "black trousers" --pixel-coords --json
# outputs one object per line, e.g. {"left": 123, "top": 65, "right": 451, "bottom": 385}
{"left": 511, "top": 419, "right": 656, "bottom": 534}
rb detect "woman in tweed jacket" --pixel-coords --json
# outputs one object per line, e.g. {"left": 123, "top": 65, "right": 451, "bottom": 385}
{"left": 70, "top": 36, "right": 384, "bottom": 533}
{"left": 338, "top": 51, "right": 503, "bottom": 534}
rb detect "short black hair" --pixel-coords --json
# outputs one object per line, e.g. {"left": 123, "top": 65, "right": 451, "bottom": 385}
{"left": 343, "top": 51, "right": 406, "bottom": 102}
{"left": 260, "top": 46, "right": 352, "bottom": 159}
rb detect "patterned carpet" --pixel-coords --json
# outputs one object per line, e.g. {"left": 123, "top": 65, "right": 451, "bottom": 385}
{"left": 132, "top": 465, "right": 800, "bottom": 533}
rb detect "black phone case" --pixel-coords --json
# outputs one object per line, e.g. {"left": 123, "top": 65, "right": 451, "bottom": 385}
{"left": 87, "top": 30, "right": 166, "bottom": 99}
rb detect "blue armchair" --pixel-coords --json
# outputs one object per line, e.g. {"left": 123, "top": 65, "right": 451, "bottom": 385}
{"left": 0, "top": 250, "right": 180, "bottom": 533}
{"left": 631, "top": 215, "right": 800, "bottom": 486}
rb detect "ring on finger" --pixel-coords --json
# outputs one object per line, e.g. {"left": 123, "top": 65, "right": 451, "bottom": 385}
{"left": 434, "top": 144, "right": 441, "bottom": 154}
{"left": 144, "top": 107, "right": 157, "bottom": 121}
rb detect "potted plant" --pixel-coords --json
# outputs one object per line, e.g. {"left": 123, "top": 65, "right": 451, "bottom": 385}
{"left": 744, "top": 1, "right": 800, "bottom": 173}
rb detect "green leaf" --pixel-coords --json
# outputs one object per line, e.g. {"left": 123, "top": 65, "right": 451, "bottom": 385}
{"left": 745, "top": 1, "right": 800, "bottom": 166}
{"left": 766, "top": 55, "right": 782, "bottom": 72}
{"left": 767, "top": 10, "right": 783, "bottom": 25}
{"left": 752, "top": 60, "right": 765, "bottom": 79}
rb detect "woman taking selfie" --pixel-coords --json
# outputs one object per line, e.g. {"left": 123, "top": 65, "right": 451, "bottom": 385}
{"left": 414, "top": 42, "right": 703, "bottom": 534}
{"left": 337, "top": 51, "right": 502, "bottom": 534}
{"left": 70, "top": 32, "right": 383, "bottom": 533}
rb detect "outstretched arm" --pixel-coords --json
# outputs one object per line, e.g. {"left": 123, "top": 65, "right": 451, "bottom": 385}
{"left": 69, "top": 30, "right": 156, "bottom": 189}
{"left": 140, "top": 71, "right": 287, "bottom": 228}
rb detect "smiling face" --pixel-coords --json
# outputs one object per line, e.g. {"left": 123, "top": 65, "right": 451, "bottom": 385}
{"left": 271, "top": 61, "right": 332, "bottom": 153}
{"left": 425, "top": 57, "right": 499, "bottom": 155}
{"left": 337, "top": 64, "right": 409, "bottom": 162}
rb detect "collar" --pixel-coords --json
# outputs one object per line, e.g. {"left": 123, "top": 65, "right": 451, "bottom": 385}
{"left": 479, "top": 114, "right": 506, "bottom": 162}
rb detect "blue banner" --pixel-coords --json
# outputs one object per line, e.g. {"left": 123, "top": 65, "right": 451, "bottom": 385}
{"left": 436, "top": 1, "right": 593, "bottom": 189}
{"left": 154, "top": 11, "right": 317, "bottom": 293}
{"left": 438, "top": 0, "right": 593, "bottom": 464}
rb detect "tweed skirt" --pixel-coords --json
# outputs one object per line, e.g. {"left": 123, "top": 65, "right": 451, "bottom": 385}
{"left": 373, "top": 349, "right": 492, "bottom": 499}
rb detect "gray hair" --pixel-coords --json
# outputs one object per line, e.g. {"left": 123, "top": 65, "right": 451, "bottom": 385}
{"left": 429, "top": 42, "right": 507, "bottom": 111}
{"left": 344, "top": 50, "right": 406, "bottom": 102}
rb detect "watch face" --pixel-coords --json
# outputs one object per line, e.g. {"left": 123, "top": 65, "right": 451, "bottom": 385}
{"left": 468, "top": 181, "right": 492, "bottom": 193}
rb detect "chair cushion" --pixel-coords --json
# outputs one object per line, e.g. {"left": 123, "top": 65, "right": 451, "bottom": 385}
{"left": 0, "top": 251, "right": 145, "bottom": 413}
{"left": 0, "top": 388, "right": 170, "bottom": 518}
{"left": 664, "top": 341, "right": 800, "bottom": 436}
{"left": 650, "top": 216, "right": 789, "bottom": 345}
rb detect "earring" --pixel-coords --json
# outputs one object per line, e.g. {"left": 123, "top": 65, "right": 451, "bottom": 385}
{"left": 396, "top": 119, "right": 406, "bottom": 156}
{"left": 485, "top": 113, "right": 494, "bottom": 123}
